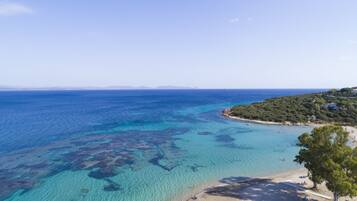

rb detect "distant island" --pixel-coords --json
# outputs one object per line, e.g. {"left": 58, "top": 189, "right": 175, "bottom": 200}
{"left": 224, "top": 87, "right": 357, "bottom": 126}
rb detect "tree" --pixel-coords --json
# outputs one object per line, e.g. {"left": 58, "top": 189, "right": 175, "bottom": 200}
{"left": 295, "top": 125, "right": 357, "bottom": 201}
{"left": 295, "top": 131, "right": 324, "bottom": 188}
{"left": 321, "top": 131, "right": 357, "bottom": 201}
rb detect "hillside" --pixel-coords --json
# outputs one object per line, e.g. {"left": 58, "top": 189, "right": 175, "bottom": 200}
{"left": 228, "top": 87, "right": 357, "bottom": 126}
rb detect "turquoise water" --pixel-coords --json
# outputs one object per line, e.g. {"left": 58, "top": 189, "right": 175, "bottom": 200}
{"left": 0, "top": 90, "right": 319, "bottom": 201}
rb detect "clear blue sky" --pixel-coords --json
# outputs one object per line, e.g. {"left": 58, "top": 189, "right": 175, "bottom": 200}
{"left": 1, "top": 0, "right": 356, "bottom": 88}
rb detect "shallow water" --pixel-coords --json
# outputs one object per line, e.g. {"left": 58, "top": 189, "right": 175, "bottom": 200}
{"left": 0, "top": 89, "right": 321, "bottom": 201}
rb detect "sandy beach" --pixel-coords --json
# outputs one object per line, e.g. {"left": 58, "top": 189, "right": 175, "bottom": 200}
{"left": 179, "top": 168, "right": 356, "bottom": 201}
{"left": 222, "top": 109, "right": 291, "bottom": 125}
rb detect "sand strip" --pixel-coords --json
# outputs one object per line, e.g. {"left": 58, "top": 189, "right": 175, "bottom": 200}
{"left": 178, "top": 168, "right": 356, "bottom": 201}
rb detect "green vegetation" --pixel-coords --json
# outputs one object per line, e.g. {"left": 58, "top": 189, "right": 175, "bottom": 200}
{"left": 230, "top": 87, "right": 357, "bottom": 125}
{"left": 295, "top": 125, "right": 357, "bottom": 201}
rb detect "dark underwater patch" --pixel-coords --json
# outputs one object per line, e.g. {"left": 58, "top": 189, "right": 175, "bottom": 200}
{"left": 0, "top": 127, "right": 187, "bottom": 199}
{"left": 197, "top": 131, "right": 213, "bottom": 136}
{"left": 80, "top": 188, "right": 90, "bottom": 194}
{"left": 149, "top": 153, "right": 178, "bottom": 171}
{"left": 215, "top": 134, "right": 235, "bottom": 143}
{"left": 187, "top": 163, "right": 205, "bottom": 172}
{"left": 88, "top": 167, "right": 117, "bottom": 179}
{"left": 103, "top": 179, "right": 122, "bottom": 192}
{"left": 79, "top": 188, "right": 90, "bottom": 198}
{"left": 234, "top": 144, "right": 254, "bottom": 150}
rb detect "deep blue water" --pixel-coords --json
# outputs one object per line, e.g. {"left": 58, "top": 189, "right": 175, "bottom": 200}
{"left": 0, "top": 89, "right": 322, "bottom": 201}
{"left": 0, "top": 89, "right": 320, "bottom": 152}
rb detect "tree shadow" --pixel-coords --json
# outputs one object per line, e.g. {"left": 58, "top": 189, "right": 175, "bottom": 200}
{"left": 205, "top": 176, "right": 314, "bottom": 201}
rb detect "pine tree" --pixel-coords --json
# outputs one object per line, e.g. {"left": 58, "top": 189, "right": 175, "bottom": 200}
{"left": 295, "top": 125, "right": 357, "bottom": 201}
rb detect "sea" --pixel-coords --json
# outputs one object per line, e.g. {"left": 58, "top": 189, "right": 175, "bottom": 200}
{"left": 0, "top": 89, "right": 322, "bottom": 201}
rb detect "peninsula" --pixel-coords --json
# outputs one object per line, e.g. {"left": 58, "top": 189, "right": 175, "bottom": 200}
{"left": 225, "top": 87, "right": 357, "bottom": 126}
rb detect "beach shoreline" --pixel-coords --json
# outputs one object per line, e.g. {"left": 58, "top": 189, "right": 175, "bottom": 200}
{"left": 177, "top": 167, "right": 357, "bottom": 201}
{"left": 174, "top": 109, "right": 357, "bottom": 201}
{"left": 175, "top": 168, "right": 317, "bottom": 201}
{"left": 222, "top": 108, "right": 323, "bottom": 126}
{"left": 223, "top": 108, "right": 357, "bottom": 147}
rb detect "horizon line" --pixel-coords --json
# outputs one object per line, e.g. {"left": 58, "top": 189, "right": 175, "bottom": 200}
{"left": 0, "top": 86, "right": 331, "bottom": 92}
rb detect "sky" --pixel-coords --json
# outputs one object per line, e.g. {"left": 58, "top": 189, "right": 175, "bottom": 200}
{"left": 0, "top": 0, "right": 356, "bottom": 89}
